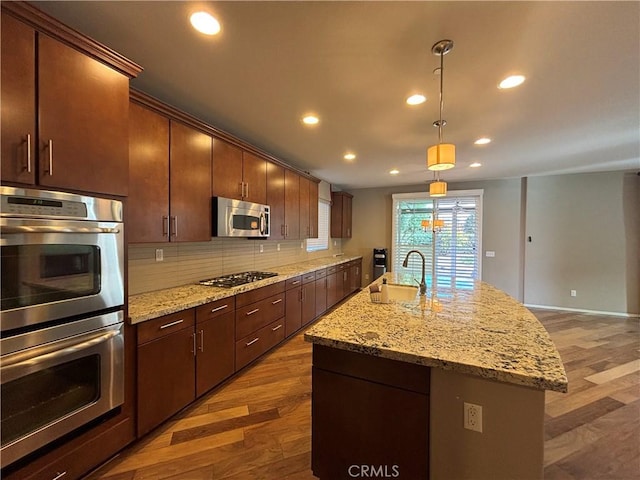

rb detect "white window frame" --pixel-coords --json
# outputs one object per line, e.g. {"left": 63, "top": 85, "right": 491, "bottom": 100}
{"left": 306, "top": 199, "right": 330, "bottom": 252}
{"left": 391, "top": 189, "right": 483, "bottom": 283}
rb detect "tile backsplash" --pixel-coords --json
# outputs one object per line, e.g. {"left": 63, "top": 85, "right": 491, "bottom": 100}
{"left": 129, "top": 238, "right": 343, "bottom": 295}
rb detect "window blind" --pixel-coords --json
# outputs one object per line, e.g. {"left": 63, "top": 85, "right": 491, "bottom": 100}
{"left": 306, "top": 200, "right": 330, "bottom": 252}
{"left": 391, "top": 191, "right": 482, "bottom": 289}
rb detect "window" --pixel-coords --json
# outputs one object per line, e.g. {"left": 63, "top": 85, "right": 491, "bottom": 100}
{"left": 306, "top": 200, "right": 330, "bottom": 252}
{"left": 391, "top": 190, "right": 483, "bottom": 289}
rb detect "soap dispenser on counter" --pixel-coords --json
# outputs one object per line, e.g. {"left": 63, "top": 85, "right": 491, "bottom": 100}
{"left": 380, "top": 278, "right": 389, "bottom": 304}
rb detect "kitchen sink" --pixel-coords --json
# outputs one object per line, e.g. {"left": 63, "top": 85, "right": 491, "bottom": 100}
{"left": 386, "top": 284, "right": 420, "bottom": 301}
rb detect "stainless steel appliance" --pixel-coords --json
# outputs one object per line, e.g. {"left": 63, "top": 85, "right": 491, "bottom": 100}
{"left": 0, "top": 186, "right": 125, "bottom": 468}
{"left": 1, "top": 311, "right": 124, "bottom": 468}
{"left": 0, "top": 186, "right": 124, "bottom": 332}
{"left": 199, "top": 271, "right": 278, "bottom": 288}
{"left": 213, "top": 197, "right": 270, "bottom": 238}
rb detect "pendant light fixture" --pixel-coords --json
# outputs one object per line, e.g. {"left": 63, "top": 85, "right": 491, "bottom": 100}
{"left": 427, "top": 39, "right": 455, "bottom": 197}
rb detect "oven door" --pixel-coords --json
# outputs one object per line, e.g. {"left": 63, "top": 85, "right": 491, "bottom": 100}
{"left": 0, "top": 217, "right": 124, "bottom": 332}
{"left": 0, "top": 311, "right": 124, "bottom": 468}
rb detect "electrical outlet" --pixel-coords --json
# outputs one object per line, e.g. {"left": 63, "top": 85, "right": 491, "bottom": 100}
{"left": 155, "top": 249, "right": 163, "bottom": 262}
{"left": 333, "top": 240, "right": 337, "bottom": 247}
{"left": 464, "top": 402, "right": 483, "bottom": 433}
{"left": 259, "top": 244, "right": 264, "bottom": 253}
{"left": 277, "top": 244, "right": 281, "bottom": 251}
{"left": 301, "top": 241, "right": 304, "bottom": 249}
{"left": 570, "top": 290, "right": 577, "bottom": 297}
{"left": 365, "top": 274, "right": 370, "bottom": 280}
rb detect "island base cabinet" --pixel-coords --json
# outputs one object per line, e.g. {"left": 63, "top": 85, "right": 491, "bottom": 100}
{"left": 311, "top": 345, "right": 430, "bottom": 480}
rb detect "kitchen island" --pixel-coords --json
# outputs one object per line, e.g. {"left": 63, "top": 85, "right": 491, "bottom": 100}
{"left": 304, "top": 272, "right": 567, "bottom": 480}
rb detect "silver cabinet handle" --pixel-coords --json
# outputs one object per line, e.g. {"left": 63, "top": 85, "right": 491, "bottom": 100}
{"left": 52, "top": 472, "right": 67, "bottom": 480}
{"left": 272, "top": 324, "right": 283, "bottom": 332}
{"left": 281, "top": 224, "right": 286, "bottom": 236}
{"left": 245, "top": 182, "right": 249, "bottom": 199}
{"left": 26, "top": 133, "right": 32, "bottom": 173}
{"left": 271, "top": 298, "right": 283, "bottom": 305}
{"left": 192, "top": 332, "right": 197, "bottom": 356}
{"left": 46, "top": 139, "right": 53, "bottom": 175}
{"left": 291, "top": 280, "right": 300, "bottom": 285}
{"left": 170, "top": 216, "right": 178, "bottom": 237}
{"left": 162, "top": 216, "right": 169, "bottom": 238}
{"left": 210, "top": 304, "right": 229, "bottom": 313}
{"left": 246, "top": 337, "right": 259, "bottom": 347}
{"left": 239, "top": 182, "right": 244, "bottom": 198}
{"left": 199, "top": 329, "right": 204, "bottom": 352}
{"left": 159, "top": 319, "right": 184, "bottom": 330}
{"left": 245, "top": 308, "right": 260, "bottom": 316}
{"left": 304, "top": 275, "right": 314, "bottom": 281}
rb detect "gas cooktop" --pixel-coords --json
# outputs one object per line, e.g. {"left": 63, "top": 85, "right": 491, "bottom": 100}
{"left": 199, "top": 271, "right": 278, "bottom": 288}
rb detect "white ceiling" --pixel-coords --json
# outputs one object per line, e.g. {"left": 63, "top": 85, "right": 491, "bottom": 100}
{"left": 33, "top": 1, "right": 640, "bottom": 190}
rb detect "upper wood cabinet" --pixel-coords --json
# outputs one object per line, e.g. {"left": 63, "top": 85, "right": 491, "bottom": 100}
{"left": 309, "top": 180, "right": 319, "bottom": 239}
{"left": 0, "top": 8, "right": 140, "bottom": 196}
{"left": 299, "top": 176, "right": 310, "bottom": 239}
{"left": 128, "top": 100, "right": 212, "bottom": 243}
{"left": 266, "top": 161, "right": 285, "bottom": 240}
{"left": 284, "top": 169, "right": 300, "bottom": 239}
{"left": 331, "top": 191, "right": 353, "bottom": 238}
{"left": 212, "top": 138, "right": 267, "bottom": 205}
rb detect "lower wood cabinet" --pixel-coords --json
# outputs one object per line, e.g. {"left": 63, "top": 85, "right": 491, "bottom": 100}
{"left": 314, "top": 269, "right": 328, "bottom": 318}
{"left": 311, "top": 345, "right": 430, "bottom": 480}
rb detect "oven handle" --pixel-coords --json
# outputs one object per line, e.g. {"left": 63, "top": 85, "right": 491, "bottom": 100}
{"left": 1, "top": 327, "right": 121, "bottom": 371}
{"left": 1, "top": 225, "right": 120, "bottom": 234}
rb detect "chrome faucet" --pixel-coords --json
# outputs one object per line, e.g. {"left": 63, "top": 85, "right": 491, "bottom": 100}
{"left": 402, "top": 250, "right": 427, "bottom": 296}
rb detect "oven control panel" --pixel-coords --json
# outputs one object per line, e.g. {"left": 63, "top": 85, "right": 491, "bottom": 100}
{"left": 2, "top": 195, "right": 88, "bottom": 218}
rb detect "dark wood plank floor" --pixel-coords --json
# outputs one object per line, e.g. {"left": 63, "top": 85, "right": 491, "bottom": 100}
{"left": 85, "top": 309, "right": 640, "bottom": 480}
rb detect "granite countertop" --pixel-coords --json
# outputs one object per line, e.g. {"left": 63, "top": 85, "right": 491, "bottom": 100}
{"left": 304, "top": 272, "right": 568, "bottom": 393}
{"left": 128, "top": 255, "right": 361, "bottom": 324}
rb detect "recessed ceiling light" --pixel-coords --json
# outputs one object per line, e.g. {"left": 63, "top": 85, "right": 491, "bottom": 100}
{"left": 344, "top": 153, "right": 356, "bottom": 161}
{"left": 469, "top": 162, "right": 482, "bottom": 168}
{"left": 190, "top": 11, "right": 220, "bottom": 36}
{"left": 406, "top": 94, "right": 426, "bottom": 106}
{"left": 474, "top": 137, "right": 491, "bottom": 145}
{"left": 389, "top": 169, "right": 400, "bottom": 175}
{"left": 498, "top": 75, "right": 525, "bottom": 89}
{"left": 302, "top": 115, "right": 319, "bottom": 126}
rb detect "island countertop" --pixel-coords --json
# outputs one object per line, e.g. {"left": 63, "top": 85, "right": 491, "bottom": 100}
{"left": 304, "top": 273, "right": 568, "bottom": 393}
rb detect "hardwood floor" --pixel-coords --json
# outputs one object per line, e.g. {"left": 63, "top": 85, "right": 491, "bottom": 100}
{"left": 85, "top": 309, "right": 639, "bottom": 480}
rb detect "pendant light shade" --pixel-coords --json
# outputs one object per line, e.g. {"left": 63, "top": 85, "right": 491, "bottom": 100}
{"left": 427, "top": 143, "right": 456, "bottom": 171}
{"left": 429, "top": 180, "right": 447, "bottom": 197}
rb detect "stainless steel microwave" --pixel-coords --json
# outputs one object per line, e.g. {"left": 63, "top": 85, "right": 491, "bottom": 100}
{"left": 213, "top": 197, "right": 270, "bottom": 238}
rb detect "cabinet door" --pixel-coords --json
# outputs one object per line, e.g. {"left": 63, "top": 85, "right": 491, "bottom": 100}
{"left": 326, "top": 272, "right": 339, "bottom": 308}
{"left": 128, "top": 102, "right": 170, "bottom": 243}
{"left": 284, "top": 169, "right": 300, "bottom": 239}
{"left": 242, "top": 151, "right": 267, "bottom": 205}
{"left": 330, "top": 193, "right": 344, "bottom": 238}
{"left": 137, "top": 326, "right": 195, "bottom": 436}
{"left": 212, "top": 137, "right": 243, "bottom": 200}
{"left": 299, "top": 176, "right": 310, "bottom": 239}
{"left": 342, "top": 266, "right": 351, "bottom": 299}
{"left": 302, "top": 282, "right": 316, "bottom": 326}
{"left": 309, "top": 181, "right": 319, "bottom": 238}
{"left": 343, "top": 195, "right": 353, "bottom": 238}
{"left": 1, "top": 13, "right": 35, "bottom": 185}
{"left": 315, "top": 277, "right": 327, "bottom": 318}
{"left": 170, "top": 121, "right": 212, "bottom": 242}
{"left": 38, "top": 34, "right": 129, "bottom": 196}
{"left": 266, "top": 161, "right": 285, "bottom": 240}
{"left": 285, "top": 286, "right": 302, "bottom": 337}
{"left": 196, "top": 311, "right": 235, "bottom": 397}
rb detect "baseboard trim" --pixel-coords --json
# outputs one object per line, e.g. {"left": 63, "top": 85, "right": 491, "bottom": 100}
{"left": 525, "top": 304, "right": 640, "bottom": 319}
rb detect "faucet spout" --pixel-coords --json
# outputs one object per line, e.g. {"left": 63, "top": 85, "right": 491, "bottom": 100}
{"left": 402, "top": 250, "right": 427, "bottom": 296}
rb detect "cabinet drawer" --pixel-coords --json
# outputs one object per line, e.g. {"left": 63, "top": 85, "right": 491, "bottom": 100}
{"left": 326, "top": 265, "right": 337, "bottom": 274}
{"left": 235, "top": 293, "right": 285, "bottom": 339}
{"left": 236, "top": 281, "right": 285, "bottom": 308}
{"left": 137, "top": 309, "right": 195, "bottom": 345}
{"left": 302, "top": 271, "right": 317, "bottom": 284}
{"left": 286, "top": 275, "right": 302, "bottom": 289}
{"left": 315, "top": 268, "right": 327, "bottom": 279}
{"left": 196, "top": 296, "right": 236, "bottom": 323}
{"left": 235, "top": 318, "right": 285, "bottom": 370}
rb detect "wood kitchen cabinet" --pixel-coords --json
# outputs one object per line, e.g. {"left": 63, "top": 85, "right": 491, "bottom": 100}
{"left": 326, "top": 265, "right": 340, "bottom": 309}
{"left": 285, "top": 276, "right": 303, "bottom": 337}
{"left": 309, "top": 180, "right": 319, "bottom": 238}
{"left": 349, "top": 258, "right": 362, "bottom": 292}
{"left": 128, "top": 94, "right": 212, "bottom": 243}
{"left": 0, "top": 7, "right": 140, "bottom": 195}
{"left": 266, "top": 161, "right": 285, "bottom": 240}
{"left": 331, "top": 191, "right": 353, "bottom": 239}
{"left": 299, "top": 176, "right": 310, "bottom": 239}
{"left": 284, "top": 169, "right": 301, "bottom": 239}
{"left": 212, "top": 137, "right": 267, "bottom": 205}
{"left": 314, "top": 268, "right": 328, "bottom": 317}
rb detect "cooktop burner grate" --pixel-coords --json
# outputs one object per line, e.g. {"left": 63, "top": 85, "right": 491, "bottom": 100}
{"left": 198, "top": 271, "right": 278, "bottom": 288}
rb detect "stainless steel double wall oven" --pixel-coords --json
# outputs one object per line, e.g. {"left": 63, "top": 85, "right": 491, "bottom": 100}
{"left": 0, "top": 186, "right": 125, "bottom": 468}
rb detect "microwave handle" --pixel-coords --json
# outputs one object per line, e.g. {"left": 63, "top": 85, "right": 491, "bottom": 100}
{"left": 1, "top": 225, "right": 120, "bottom": 234}
{"left": 260, "top": 212, "right": 266, "bottom": 235}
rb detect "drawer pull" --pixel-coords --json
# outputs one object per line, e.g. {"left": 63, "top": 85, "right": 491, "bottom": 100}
{"left": 272, "top": 324, "right": 283, "bottom": 332}
{"left": 52, "top": 472, "right": 67, "bottom": 480}
{"left": 246, "top": 337, "right": 259, "bottom": 347}
{"left": 159, "top": 319, "right": 184, "bottom": 329}
{"left": 210, "top": 304, "right": 229, "bottom": 313}
{"left": 271, "top": 298, "right": 283, "bottom": 305}
{"left": 245, "top": 308, "right": 260, "bottom": 316}
{"left": 291, "top": 280, "right": 300, "bottom": 285}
